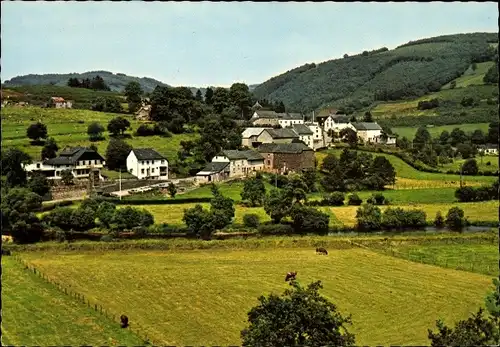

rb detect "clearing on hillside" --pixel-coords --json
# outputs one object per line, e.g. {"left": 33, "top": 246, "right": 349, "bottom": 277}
{"left": 22, "top": 247, "right": 492, "bottom": 345}
{"left": 391, "top": 122, "right": 490, "bottom": 140}
{"left": 1, "top": 257, "right": 143, "bottom": 346}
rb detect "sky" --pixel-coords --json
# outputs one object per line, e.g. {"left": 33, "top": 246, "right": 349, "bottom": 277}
{"left": 1, "top": 2, "right": 498, "bottom": 88}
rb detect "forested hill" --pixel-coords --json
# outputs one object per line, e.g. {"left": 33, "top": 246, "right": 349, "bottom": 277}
{"left": 2, "top": 71, "right": 169, "bottom": 93}
{"left": 253, "top": 32, "right": 498, "bottom": 113}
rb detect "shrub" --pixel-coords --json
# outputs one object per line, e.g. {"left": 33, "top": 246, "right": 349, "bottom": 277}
{"left": 347, "top": 193, "right": 362, "bottom": 206}
{"left": 445, "top": 207, "right": 467, "bottom": 231}
{"left": 70, "top": 207, "right": 96, "bottom": 231}
{"left": 461, "top": 159, "right": 479, "bottom": 175}
{"left": 381, "top": 207, "right": 426, "bottom": 230}
{"left": 257, "top": 223, "right": 293, "bottom": 235}
{"left": 434, "top": 211, "right": 445, "bottom": 228}
{"left": 100, "top": 234, "right": 114, "bottom": 242}
{"left": 322, "top": 192, "right": 345, "bottom": 206}
{"left": 367, "top": 193, "right": 386, "bottom": 205}
{"left": 243, "top": 214, "right": 260, "bottom": 228}
{"left": 290, "top": 205, "right": 330, "bottom": 235}
{"left": 355, "top": 204, "right": 382, "bottom": 232}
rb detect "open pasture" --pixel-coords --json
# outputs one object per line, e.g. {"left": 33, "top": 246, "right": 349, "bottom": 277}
{"left": 20, "top": 245, "right": 493, "bottom": 346}
{"left": 1, "top": 106, "right": 196, "bottom": 161}
{"left": 315, "top": 149, "right": 496, "bottom": 184}
{"left": 1, "top": 257, "right": 143, "bottom": 346}
{"left": 391, "top": 122, "right": 490, "bottom": 141}
{"left": 440, "top": 62, "right": 495, "bottom": 89}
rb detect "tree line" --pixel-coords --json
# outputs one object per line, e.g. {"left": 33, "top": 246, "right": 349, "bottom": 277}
{"left": 67, "top": 75, "right": 111, "bottom": 91}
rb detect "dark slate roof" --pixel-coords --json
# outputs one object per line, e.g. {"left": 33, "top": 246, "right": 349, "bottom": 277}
{"left": 222, "top": 150, "right": 264, "bottom": 161}
{"left": 330, "top": 115, "right": 350, "bottom": 123}
{"left": 351, "top": 122, "right": 383, "bottom": 131}
{"left": 253, "top": 110, "right": 281, "bottom": 119}
{"left": 265, "top": 128, "right": 300, "bottom": 139}
{"left": 198, "top": 161, "right": 230, "bottom": 174}
{"left": 45, "top": 146, "right": 104, "bottom": 165}
{"left": 257, "top": 143, "right": 312, "bottom": 154}
{"left": 291, "top": 124, "right": 313, "bottom": 135}
{"left": 132, "top": 148, "right": 167, "bottom": 161}
{"left": 282, "top": 112, "right": 304, "bottom": 120}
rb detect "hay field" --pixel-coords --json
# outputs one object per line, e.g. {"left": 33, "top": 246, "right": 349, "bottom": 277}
{"left": 21, "top": 247, "right": 493, "bottom": 346}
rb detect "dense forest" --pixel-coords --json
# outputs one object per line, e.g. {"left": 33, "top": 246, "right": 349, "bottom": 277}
{"left": 3, "top": 71, "right": 169, "bottom": 93}
{"left": 252, "top": 32, "right": 498, "bottom": 113}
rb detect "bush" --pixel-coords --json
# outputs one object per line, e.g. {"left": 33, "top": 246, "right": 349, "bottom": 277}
{"left": 257, "top": 223, "right": 293, "bottom": 235}
{"left": 381, "top": 207, "right": 426, "bottom": 230}
{"left": 347, "top": 193, "right": 362, "bottom": 206}
{"left": 445, "top": 207, "right": 467, "bottom": 231}
{"left": 461, "top": 159, "right": 479, "bottom": 175}
{"left": 243, "top": 214, "right": 260, "bottom": 228}
{"left": 355, "top": 204, "right": 382, "bottom": 232}
{"left": 290, "top": 205, "right": 330, "bottom": 235}
{"left": 322, "top": 192, "right": 345, "bottom": 206}
{"left": 434, "top": 211, "right": 445, "bottom": 228}
{"left": 100, "top": 234, "right": 114, "bottom": 242}
{"left": 367, "top": 193, "right": 386, "bottom": 205}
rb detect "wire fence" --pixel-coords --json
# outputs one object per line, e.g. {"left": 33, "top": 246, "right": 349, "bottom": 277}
{"left": 12, "top": 255, "right": 154, "bottom": 346}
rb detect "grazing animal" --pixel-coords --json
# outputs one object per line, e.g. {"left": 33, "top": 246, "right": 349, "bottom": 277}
{"left": 285, "top": 271, "right": 297, "bottom": 282}
{"left": 120, "top": 315, "right": 129, "bottom": 328}
{"left": 316, "top": 247, "right": 328, "bottom": 255}
{"left": 1, "top": 249, "right": 12, "bottom": 256}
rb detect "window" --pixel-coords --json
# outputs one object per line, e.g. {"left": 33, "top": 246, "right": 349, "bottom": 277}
{"left": 146, "top": 161, "right": 149, "bottom": 165}
{"left": 141, "top": 169, "right": 145, "bottom": 174}
{"left": 142, "top": 161, "right": 145, "bottom": 165}
{"left": 161, "top": 160, "right": 165, "bottom": 164}
{"left": 36, "top": 163, "right": 40, "bottom": 168}
{"left": 152, "top": 168, "right": 155, "bottom": 173}
{"left": 267, "top": 160, "right": 270, "bottom": 165}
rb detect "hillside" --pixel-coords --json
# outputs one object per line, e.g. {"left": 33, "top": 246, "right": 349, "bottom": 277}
{"left": 253, "top": 32, "right": 498, "bottom": 113}
{"left": 3, "top": 71, "right": 169, "bottom": 93}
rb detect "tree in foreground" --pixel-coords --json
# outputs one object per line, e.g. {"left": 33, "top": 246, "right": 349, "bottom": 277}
{"left": 87, "top": 122, "right": 105, "bottom": 141}
{"left": 241, "top": 177, "right": 266, "bottom": 206}
{"left": 107, "top": 116, "right": 131, "bottom": 137}
{"left": 1, "top": 148, "right": 32, "bottom": 188}
{"left": 167, "top": 182, "right": 177, "bottom": 198}
{"left": 105, "top": 138, "right": 132, "bottom": 170}
{"left": 28, "top": 173, "right": 51, "bottom": 197}
{"left": 241, "top": 280, "right": 356, "bottom": 347}
{"left": 445, "top": 206, "right": 467, "bottom": 231}
{"left": 41, "top": 137, "right": 59, "bottom": 160}
{"left": 61, "top": 169, "right": 74, "bottom": 186}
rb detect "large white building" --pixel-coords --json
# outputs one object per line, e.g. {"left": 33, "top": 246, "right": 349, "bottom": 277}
{"left": 23, "top": 146, "right": 105, "bottom": 180}
{"left": 351, "top": 122, "right": 383, "bottom": 143}
{"left": 323, "top": 114, "right": 355, "bottom": 133}
{"left": 126, "top": 148, "right": 169, "bottom": 180}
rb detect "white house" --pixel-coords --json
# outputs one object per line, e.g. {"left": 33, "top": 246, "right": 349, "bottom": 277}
{"left": 126, "top": 148, "right": 169, "bottom": 180}
{"left": 478, "top": 144, "right": 499, "bottom": 156}
{"left": 49, "top": 97, "right": 73, "bottom": 109}
{"left": 303, "top": 122, "right": 332, "bottom": 150}
{"left": 23, "top": 146, "right": 105, "bottom": 180}
{"left": 374, "top": 134, "right": 397, "bottom": 146}
{"left": 278, "top": 113, "right": 304, "bottom": 128}
{"left": 351, "top": 122, "right": 383, "bottom": 143}
{"left": 323, "top": 114, "right": 353, "bottom": 133}
{"left": 288, "top": 124, "right": 314, "bottom": 148}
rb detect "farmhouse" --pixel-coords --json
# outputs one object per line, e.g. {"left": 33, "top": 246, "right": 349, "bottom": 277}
{"left": 49, "top": 97, "right": 73, "bottom": 109}
{"left": 241, "top": 127, "right": 272, "bottom": 148}
{"left": 126, "top": 148, "right": 169, "bottom": 180}
{"left": 257, "top": 143, "right": 314, "bottom": 173}
{"left": 288, "top": 124, "right": 314, "bottom": 148}
{"left": 257, "top": 128, "right": 300, "bottom": 144}
{"left": 278, "top": 113, "right": 304, "bottom": 128}
{"left": 195, "top": 162, "right": 230, "bottom": 183}
{"left": 351, "top": 122, "right": 383, "bottom": 143}
{"left": 250, "top": 110, "right": 282, "bottom": 126}
{"left": 23, "top": 146, "right": 105, "bottom": 180}
{"left": 322, "top": 114, "right": 353, "bottom": 133}
{"left": 211, "top": 149, "right": 265, "bottom": 177}
{"left": 478, "top": 144, "right": 499, "bottom": 156}
{"left": 375, "top": 134, "right": 397, "bottom": 146}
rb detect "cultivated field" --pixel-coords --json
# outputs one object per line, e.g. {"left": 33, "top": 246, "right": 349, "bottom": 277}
{"left": 1, "top": 106, "right": 196, "bottom": 162}
{"left": 1, "top": 257, "right": 143, "bottom": 346}
{"left": 19, "top": 243, "right": 493, "bottom": 346}
{"left": 391, "top": 122, "right": 490, "bottom": 140}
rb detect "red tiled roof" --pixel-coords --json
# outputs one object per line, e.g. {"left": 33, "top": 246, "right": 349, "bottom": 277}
{"left": 51, "top": 97, "right": 65, "bottom": 102}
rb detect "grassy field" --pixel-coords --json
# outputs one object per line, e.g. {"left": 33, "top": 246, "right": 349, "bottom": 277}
{"left": 391, "top": 123, "right": 490, "bottom": 140}
{"left": 441, "top": 62, "right": 495, "bottom": 89}
{"left": 371, "top": 84, "right": 497, "bottom": 120}
{"left": 316, "top": 149, "right": 496, "bottom": 184}
{"left": 1, "top": 106, "right": 196, "bottom": 161}
{"left": 1, "top": 257, "right": 143, "bottom": 346}
{"left": 440, "top": 155, "right": 499, "bottom": 172}
{"left": 123, "top": 200, "right": 498, "bottom": 227}
{"left": 381, "top": 243, "right": 498, "bottom": 276}
{"left": 20, "top": 246, "right": 493, "bottom": 346}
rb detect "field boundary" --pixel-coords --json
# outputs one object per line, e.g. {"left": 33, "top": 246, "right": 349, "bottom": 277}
{"left": 5, "top": 232, "right": 497, "bottom": 253}
{"left": 9, "top": 255, "right": 153, "bottom": 346}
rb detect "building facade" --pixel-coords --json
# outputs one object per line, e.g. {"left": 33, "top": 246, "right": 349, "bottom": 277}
{"left": 257, "top": 143, "right": 315, "bottom": 173}
{"left": 23, "top": 147, "right": 105, "bottom": 180}
{"left": 126, "top": 148, "right": 169, "bottom": 180}
{"left": 351, "top": 122, "right": 383, "bottom": 143}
